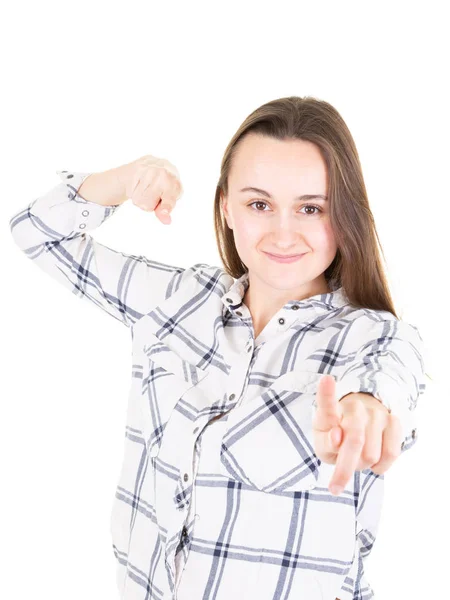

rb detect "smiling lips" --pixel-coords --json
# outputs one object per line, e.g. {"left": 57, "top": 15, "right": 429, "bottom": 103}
{"left": 263, "top": 251, "right": 306, "bottom": 263}
{"left": 267, "top": 252, "right": 303, "bottom": 258}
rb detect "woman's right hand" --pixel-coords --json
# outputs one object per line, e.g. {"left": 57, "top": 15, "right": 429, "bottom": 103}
{"left": 114, "top": 154, "right": 184, "bottom": 224}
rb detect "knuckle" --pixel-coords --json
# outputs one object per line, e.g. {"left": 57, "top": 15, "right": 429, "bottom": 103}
{"left": 371, "top": 406, "right": 386, "bottom": 420}
{"left": 389, "top": 413, "right": 401, "bottom": 428}
{"left": 362, "top": 450, "right": 379, "bottom": 465}
{"left": 384, "top": 446, "right": 401, "bottom": 460}
{"left": 347, "top": 432, "right": 365, "bottom": 447}
{"left": 169, "top": 174, "right": 182, "bottom": 194}
{"left": 154, "top": 167, "right": 166, "bottom": 181}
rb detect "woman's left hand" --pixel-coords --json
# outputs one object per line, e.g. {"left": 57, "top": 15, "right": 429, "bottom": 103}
{"left": 312, "top": 374, "right": 403, "bottom": 496}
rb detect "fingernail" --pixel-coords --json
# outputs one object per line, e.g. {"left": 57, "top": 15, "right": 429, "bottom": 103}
{"left": 330, "top": 484, "right": 343, "bottom": 496}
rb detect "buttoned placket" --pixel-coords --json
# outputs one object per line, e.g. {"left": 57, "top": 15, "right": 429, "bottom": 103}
{"left": 175, "top": 339, "right": 254, "bottom": 513}
{"left": 171, "top": 293, "right": 305, "bottom": 591}
{"left": 172, "top": 325, "right": 255, "bottom": 591}
{"left": 78, "top": 208, "right": 89, "bottom": 229}
{"left": 171, "top": 426, "right": 216, "bottom": 593}
{"left": 166, "top": 436, "right": 197, "bottom": 588}
{"left": 226, "top": 287, "right": 303, "bottom": 343}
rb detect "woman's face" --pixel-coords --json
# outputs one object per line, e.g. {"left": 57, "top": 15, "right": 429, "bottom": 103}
{"left": 221, "top": 133, "right": 338, "bottom": 298}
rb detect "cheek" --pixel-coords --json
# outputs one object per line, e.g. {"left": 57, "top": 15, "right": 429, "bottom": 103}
{"left": 312, "top": 221, "right": 337, "bottom": 253}
{"left": 232, "top": 216, "right": 263, "bottom": 245}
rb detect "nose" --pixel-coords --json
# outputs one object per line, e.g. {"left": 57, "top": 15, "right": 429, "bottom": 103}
{"left": 271, "top": 213, "right": 302, "bottom": 236}
{"left": 270, "top": 237, "right": 303, "bottom": 255}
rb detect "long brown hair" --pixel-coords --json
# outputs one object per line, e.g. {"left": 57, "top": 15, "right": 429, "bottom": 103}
{"left": 213, "top": 95, "right": 400, "bottom": 318}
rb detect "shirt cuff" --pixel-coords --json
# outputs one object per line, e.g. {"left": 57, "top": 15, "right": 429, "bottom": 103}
{"left": 330, "top": 318, "right": 426, "bottom": 453}
{"left": 334, "top": 376, "right": 418, "bottom": 452}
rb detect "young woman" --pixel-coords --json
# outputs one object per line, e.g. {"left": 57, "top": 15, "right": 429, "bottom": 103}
{"left": 9, "top": 96, "right": 426, "bottom": 600}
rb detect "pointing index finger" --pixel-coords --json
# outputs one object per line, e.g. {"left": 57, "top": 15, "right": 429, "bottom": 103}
{"left": 330, "top": 416, "right": 365, "bottom": 494}
{"left": 314, "top": 375, "right": 340, "bottom": 431}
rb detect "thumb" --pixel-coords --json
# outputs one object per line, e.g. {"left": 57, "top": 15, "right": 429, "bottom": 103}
{"left": 154, "top": 202, "right": 173, "bottom": 223}
{"left": 329, "top": 425, "right": 343, "bottom": 448}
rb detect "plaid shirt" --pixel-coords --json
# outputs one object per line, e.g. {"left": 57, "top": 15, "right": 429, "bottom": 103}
{"left": 9, "top": 170, "right": 427, "bottom": 600}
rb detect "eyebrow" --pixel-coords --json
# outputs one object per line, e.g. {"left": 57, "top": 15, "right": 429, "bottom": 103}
{"left": 239, "top": 187, "right": 328, "bottom": 201}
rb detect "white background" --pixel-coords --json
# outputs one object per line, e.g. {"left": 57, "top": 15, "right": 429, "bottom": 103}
{"left": 1, "top": 1, "right": 448, "bottom": 598}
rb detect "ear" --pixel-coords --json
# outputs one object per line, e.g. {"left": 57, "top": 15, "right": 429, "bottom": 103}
{"left": 221, "top": 194, "right": 233, "bottom": 230}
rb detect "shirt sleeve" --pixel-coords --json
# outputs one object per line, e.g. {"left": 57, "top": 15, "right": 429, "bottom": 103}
{"left": 332, "top": 317, "right": 427, "bottom": 452}
{"left": 9, "top": 170, "right": 188, "bottom": 328}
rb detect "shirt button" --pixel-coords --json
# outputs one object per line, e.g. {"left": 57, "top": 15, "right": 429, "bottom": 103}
{"left": 182, "top": 526, "right": 188, "bottom": 537}
{"left": 193, "top": 426, "right": 199, "bottom": 434}
{"left": 236, "top": 311, "right": 242, "bottom": 316}
{"left": 412, "top": 429, "right": 417, "bottom": 439}
{"left": 79, "top": 223, "right": 86, "bottom": 229}
{"left": 81, "top": 209, "right": 89, "bottom": 216}
{"left": 226, "top": 297, "right": 233, "bottom": 303}
{"left": 292, "top": 305, "right": 299, "bottom": 310}
{"left": 183, "top": 473, "right": 189, "bottom": 482}
{"left": 229, "top": 394, "right": 235, "bottom": 401}
{"left": 278, "top": 317, "right": 285, "bottom": 325}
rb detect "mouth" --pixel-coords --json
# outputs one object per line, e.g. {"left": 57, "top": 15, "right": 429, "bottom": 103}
{"left": 263, "top": 251, "right": 306, "bottom": 263}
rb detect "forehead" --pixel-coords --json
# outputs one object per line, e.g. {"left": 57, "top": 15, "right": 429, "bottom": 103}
{"left": 230, "top": 133, "right": 328, "bottom": 189}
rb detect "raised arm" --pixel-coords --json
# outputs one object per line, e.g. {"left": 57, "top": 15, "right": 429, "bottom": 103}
{"left": 9, "top": 162, "right": 186, "bottom": 328}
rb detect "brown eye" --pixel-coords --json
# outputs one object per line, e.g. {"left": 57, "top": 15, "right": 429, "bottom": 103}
{"left": 300, "top": 204, "right": 322, "bottom": 215}
{"left": 248, "top": 201, "right": 322, "bottom": 215}
{"left": 248, "top": 201, "right": 269, "bottom": 212}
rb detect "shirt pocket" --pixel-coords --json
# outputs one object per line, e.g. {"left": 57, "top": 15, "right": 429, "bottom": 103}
{"left": 140, "top": 332, "right": 208, "bottom": 457}
{"left": 219, "top": 370, "right": 323, "bottom": 493}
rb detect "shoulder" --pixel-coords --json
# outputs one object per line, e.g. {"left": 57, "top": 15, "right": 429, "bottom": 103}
{"left": 168, "top": 263, "right": 233, "bottom": 296}
{"left": 179, "top": 263, "right": 233, "bottom": 286}
{"left": 342, "top": 307, "right": 424, "bottom": 351}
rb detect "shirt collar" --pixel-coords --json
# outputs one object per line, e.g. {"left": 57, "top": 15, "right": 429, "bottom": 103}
{"left": 221, "top": 270, "right": 349, "bottom": 315}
